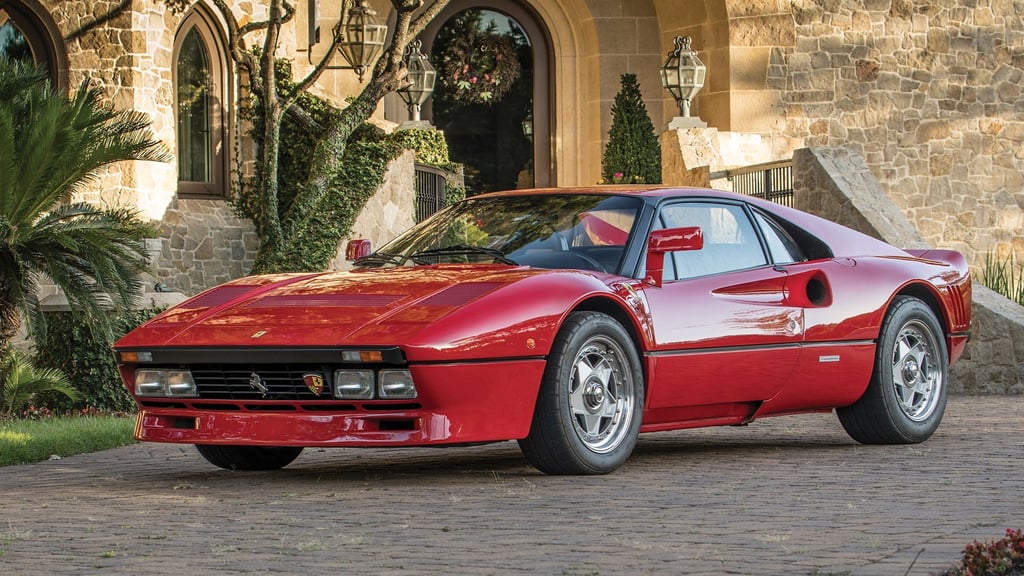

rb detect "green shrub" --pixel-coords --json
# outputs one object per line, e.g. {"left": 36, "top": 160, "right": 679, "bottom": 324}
{"left": 601, "top": 73, "right": 661, "bottom": 185}
{"left": 390, "top": 128, "right": 459, "bottom": 171}
{"left": 33, "top": 308, "right": 163, "bottom": 413}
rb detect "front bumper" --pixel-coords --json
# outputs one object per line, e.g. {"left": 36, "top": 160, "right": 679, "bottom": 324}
{"left": 130, "top": 359, "right": 546, "bottom": 446}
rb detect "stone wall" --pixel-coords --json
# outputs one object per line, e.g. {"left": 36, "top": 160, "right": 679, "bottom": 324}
{"left": 777, "top": 0, "right": 1024, "bottom": 268}
{"left": 151, "top": 150, "right": 420, "bottom": 293}
{"left": 39, "top": 0, "right": 179, "bottom": 218}
{"left": 794, "top": 147, "right": 1024, "bottom": 395}
{"left": 587, "top": 0, "right": 665, "bottom": 142}
{"left": 151, "top": 199, "right": 259, "bottom": 295}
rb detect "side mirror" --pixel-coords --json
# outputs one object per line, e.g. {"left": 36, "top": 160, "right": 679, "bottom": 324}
{"left": 644, "top": 226, "right": 703, "bottom": 287}
{"left": 345, "top": 239, "right": 372, "bottom": 261}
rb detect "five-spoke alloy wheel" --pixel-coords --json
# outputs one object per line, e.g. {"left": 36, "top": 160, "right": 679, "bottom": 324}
{"left": 837, "top": 296, "right": 948, "bottom": 444}
{"left": 519, "top": 311, "right": 643, "bottom": 475}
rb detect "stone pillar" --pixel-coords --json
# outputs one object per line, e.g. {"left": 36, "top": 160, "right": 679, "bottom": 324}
{"left": 660, "top": 119, "right": 723, "bottom": 187}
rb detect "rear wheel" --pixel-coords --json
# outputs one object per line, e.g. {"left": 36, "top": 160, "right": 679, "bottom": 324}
{"left": 837, "top": 296, "right": 948, "bottom": 444}
{"left": 195, "top": 445, "right": 303, "bottom": 470}
{"left": 519, "top": 311, "right": 643, "bottom": 475}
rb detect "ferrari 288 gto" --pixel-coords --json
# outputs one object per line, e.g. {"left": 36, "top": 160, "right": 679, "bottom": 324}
{"left": 114, "top": 187, "right": 971, "bottom": 475}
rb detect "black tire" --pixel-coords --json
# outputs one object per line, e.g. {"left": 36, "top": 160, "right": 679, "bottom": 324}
{"left": 518, "top": 311, "right": 644, "bottom": 475}
{"left": 195, "top": 445, "right": 303, "bottom": 470}
{"left": 837, "top": 296, "right": 948, "bottom": 444}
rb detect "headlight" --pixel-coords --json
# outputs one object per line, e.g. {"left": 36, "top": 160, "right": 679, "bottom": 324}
{"left": 135, "top": 369, "right": 197, "bottom": 397}
{"left": 378, "top": 370, "right": 417, "bottom": 399}
{"left": 334, "top": 370, "right": 375, "bottom": 399}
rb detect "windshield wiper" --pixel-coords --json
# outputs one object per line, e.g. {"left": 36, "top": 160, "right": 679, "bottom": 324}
{"left": 352, "top": 251, "right": 410, "bottom": 268}
{"left": 410, "top": 244, "right": 518, "bottom": 266}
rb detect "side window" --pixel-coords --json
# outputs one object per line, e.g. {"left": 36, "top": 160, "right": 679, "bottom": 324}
{"left": 174, "top": 8, "right": 230, "bottom": 197}
{"left": 753, "top": 210, "right": 805, "bottom": 265}
{"left": 656, "top": 202, "right": 768, "bottom": 281}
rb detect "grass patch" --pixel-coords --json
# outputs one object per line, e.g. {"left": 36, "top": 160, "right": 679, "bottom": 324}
{"left": 979, "top": 250, "right": 1024, "bottom": 306}
{"left": 0, "top": 415, "right": 136, "bottom": 467}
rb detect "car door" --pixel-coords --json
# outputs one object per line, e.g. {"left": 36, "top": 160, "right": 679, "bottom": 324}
{"left": 642, "top": 201, "right": 805, "bottom": 413}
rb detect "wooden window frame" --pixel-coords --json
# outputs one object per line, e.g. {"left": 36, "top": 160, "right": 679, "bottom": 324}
{"left": 173, "top": 7, "right": 231, "bottom": 198}
{"left": 0, "top": 0, "right": 68, "bottom": 90}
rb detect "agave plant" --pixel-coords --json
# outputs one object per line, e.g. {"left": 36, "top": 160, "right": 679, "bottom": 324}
{"left": 0, "top": 60, "right": 169, "bottom": 353}
{"left": 0, "top": 350, "right": 76, "bottom": 417}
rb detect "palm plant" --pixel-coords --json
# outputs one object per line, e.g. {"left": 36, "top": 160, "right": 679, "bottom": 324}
{"left": 0, "top": 349, "right": 76, "bottom": 417}
{"left": 0, "top": 60, "right": 169, "bottom": 353}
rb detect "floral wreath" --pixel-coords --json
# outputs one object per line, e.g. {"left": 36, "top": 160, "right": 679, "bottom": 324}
{"left": 438, "top": 29, "right": 521, "bottom": 105}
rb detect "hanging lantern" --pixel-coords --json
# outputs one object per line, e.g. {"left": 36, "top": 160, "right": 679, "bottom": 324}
{"left": 334, "top": 0, "right": 387, "bottom": 82}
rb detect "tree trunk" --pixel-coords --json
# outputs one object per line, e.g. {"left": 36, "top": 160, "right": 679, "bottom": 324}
{"left": 0, "top": 297, "right": 22, "bottom": 356}
{"left": 234, "top": 0, "right": 447, "bottom": 274}
{"left": 251, "top": 102, "right": 285, "bottom": 273}
{"left": 250, "top": 0, "right": 286, "bottom": 274}
{"left": 261, "top": 73, "right": 399, "bottom": 273}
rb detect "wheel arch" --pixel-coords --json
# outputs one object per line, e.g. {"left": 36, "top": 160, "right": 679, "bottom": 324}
{"left": 893, "top": 282, "right": 950, "bottom": 337}
{"left": 569, "top": 296, "right": 650, "bottom": 388}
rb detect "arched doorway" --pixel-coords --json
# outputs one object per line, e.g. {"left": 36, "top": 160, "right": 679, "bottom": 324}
{"left": 421, "top": 0, "right": 551, "bottom": 194}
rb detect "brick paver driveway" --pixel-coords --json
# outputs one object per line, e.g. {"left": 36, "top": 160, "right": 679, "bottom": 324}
{"left": 1, "top": 396, "right": 1022, "bottom": 575}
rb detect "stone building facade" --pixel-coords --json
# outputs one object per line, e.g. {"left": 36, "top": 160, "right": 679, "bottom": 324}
{"left": 5, "top": 0, "right": 1021, "bottom": 294}
{"left": 4, "top": 0, "right": 1022, "bottom": 390}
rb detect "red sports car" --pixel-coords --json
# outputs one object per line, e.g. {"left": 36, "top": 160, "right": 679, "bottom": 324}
{"left": 114, "top": 187, "right": 971, "bottom": 475}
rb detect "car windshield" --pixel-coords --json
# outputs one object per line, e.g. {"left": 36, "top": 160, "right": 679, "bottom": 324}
{"left": 358, "top": 194, "right": 643, "bottom": 273}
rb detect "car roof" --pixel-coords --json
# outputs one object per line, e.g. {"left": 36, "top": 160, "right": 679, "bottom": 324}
{"left": 473, "top": 186, "right": 906, "bottom": 259}
{"left": 474, "top": 186, "right": 741, "bottom": 201}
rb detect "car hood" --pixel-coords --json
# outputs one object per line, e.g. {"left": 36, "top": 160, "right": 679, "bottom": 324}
{"left": 117, "top": 265, "right": 598, "bottom": 352}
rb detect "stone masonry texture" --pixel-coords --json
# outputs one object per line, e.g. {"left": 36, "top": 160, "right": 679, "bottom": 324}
{"left": 776, "top": 0, "right": 1024, "bottom": 267}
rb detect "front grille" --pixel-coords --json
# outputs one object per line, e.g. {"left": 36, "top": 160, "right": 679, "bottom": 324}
{"left": 190, "top": 363, "right": 330, "bottom": 400}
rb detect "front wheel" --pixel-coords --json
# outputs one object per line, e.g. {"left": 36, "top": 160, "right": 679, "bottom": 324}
{"left": 195, "top": 445, "right": 303, "bottom": 470}
{"left": 837, "top": 296, "right": 948, "bottom": 444}
{"left": 518, "top": 311, "right": 644, "bottom": 475}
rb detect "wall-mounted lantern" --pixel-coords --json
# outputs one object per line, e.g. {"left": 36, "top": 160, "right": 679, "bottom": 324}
{"left": 521, "top": 110, "right": 534, "bottom": 142}
{"left": 660, "top": 35, "right": 706, "bottom": 118}
{"left": 308, "top": 0, "right": 387, "bottom": 82}
{"left": 397, "top": 40, "right": 436, "bottom": 122}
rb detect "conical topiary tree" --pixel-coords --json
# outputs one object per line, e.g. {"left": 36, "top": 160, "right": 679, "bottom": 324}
{"left": 601, "top": 73, "right": 661, "bottom": 184}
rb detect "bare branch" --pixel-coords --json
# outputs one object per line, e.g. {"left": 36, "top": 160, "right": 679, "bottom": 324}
{"left": 207, "top": 0, "right": 250, "bottom": 65}
{"left": 239, "top": 20, "right": 270, "bottom": 34}
{"left": 385, "top": 5, "right": 417, "bottom": 71}
{"left": 410, "top": 0, "right": 450, "bottom": 38}
{"left": 240, "top": 1, "right": 295, "bottom": 33}
{"left": 281, "top": 0, "right": 297, "bottom": 23}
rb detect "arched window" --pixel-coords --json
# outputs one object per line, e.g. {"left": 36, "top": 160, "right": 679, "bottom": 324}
{"left": 0, "top": 1, "right": 68, "bottom": 89}
{"left": 174, "top": 7, "right": 230, "bottom": 197}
